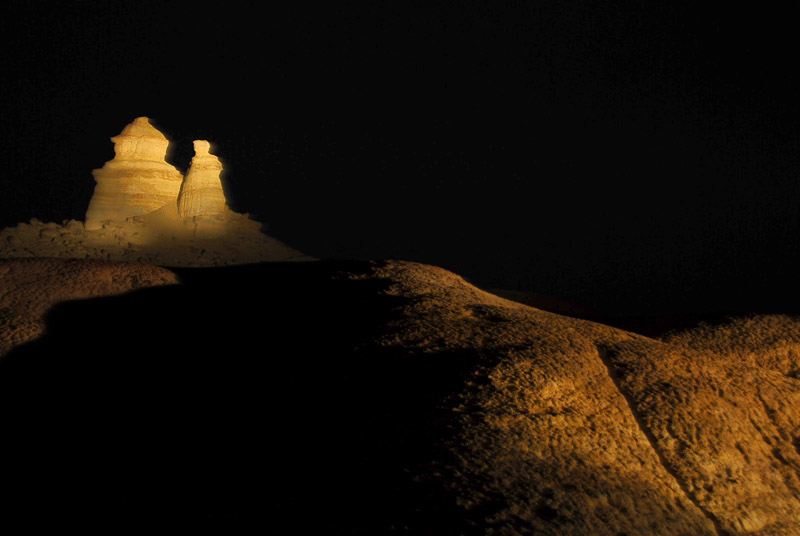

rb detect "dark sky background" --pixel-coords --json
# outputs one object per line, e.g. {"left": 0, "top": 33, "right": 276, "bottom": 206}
{"left": 2, "top": 1, "right": 800, "bottom": 316}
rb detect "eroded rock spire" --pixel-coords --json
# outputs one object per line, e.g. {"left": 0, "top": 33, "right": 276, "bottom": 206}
{"left": 84, "top": 117, "right": 184, "bottom": 230}
{"left": 177, "top": 140, "right": 228, "bottom": 222}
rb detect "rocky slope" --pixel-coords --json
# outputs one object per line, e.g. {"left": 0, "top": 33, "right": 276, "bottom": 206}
{"left": 0, "top": 214, "right": 311, "bottom": 266}
{"left": 0, "top": 257, "right": 798, "bottom": 534}
{"left": 0, "top": 257, "right": 179, "bottom": 356}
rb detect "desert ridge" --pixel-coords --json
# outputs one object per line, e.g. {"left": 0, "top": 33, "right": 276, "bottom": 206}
{"left": 1, "top": 119, "right": 799, "bottom": 534}
{"left": 1, "top": 257, "right": 800, "bottom": 533}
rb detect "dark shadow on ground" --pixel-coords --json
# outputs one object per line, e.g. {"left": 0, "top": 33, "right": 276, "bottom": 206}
{"left": 0, "top": 260, "right": 478, "bottom": 534}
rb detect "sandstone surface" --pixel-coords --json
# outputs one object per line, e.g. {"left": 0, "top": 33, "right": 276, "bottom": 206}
{"left": 0, "top": 257, "right": 178, "bottom": 356}
{"left": 1, "top": 257, "right": 798, "bottom": 534}
{"left": 177, "top": 140, "right": 228, "bottom": 226}
{"left": 85, "top": 117, "right": 184, "bottom": 230}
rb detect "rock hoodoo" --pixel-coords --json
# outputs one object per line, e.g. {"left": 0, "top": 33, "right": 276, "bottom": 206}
{"left": 0, "top": 117, "right": 312, "bottom": 266}
{"left": 85, "top": 117, "right": 184, "bottom": 230}
{"left": 177, "top": 140, "right": 228, "bottom": 232}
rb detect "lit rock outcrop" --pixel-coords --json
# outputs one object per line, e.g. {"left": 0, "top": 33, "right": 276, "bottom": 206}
{"left": 0, "top": 117, "right": 313, "bottom": 266}
{"left": 177, "top": 140, "right": 229, "bottom": 235}
{"left": 85, "top": 117, "right": 184, "bottom": 230}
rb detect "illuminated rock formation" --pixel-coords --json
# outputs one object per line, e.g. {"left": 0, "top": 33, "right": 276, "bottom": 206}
{"left": 177, "top": 140, "right": 228, "bottom": 224}
{"left": 0, "top": 117, "right": 314, "bottom": 266}
{"left": 84, "top": 117, "right": 184, "bottom": 230}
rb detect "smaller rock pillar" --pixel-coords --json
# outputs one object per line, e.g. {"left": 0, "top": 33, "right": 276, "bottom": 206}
{"left": 177, "top": 140, "right": 229, "bottom": 233}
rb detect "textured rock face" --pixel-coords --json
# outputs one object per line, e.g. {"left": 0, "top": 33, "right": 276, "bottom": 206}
{"left": 2, "top": 258, "right": 800, "bottom": 532}
{"left": 0, "top": 258, "right": 179, "bottom": 357}
{"left": 177, "top": 140, "right": 228, "bottom": 223}
{"left": 85, "top": 117, "right": 184, "bottom": 230}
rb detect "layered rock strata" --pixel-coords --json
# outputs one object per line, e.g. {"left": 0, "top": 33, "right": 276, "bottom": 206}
{"left": 177, "top": 140, "right": 230, "bottom": 237}
{"left": 178, "top": 140, "right": 227, "bottom": 221}
{"left": 0, "top": 118, "right": 312, "bottom": 266}
{"left": 85, "top": 117, "right": 184, "bottom": 230}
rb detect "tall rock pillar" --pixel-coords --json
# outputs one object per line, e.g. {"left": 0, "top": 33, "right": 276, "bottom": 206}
{"left": 177, "top": 140, "right": 228, "bottom": 225}
{"left": 85, "top": 117, "right": 184, "bottom": 230}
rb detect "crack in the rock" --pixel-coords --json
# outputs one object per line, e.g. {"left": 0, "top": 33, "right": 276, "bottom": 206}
{"left": 594, "top": 344, "right": 727, "bottom": 536}
{"left": 754, "top": 388, "right": 800, "bottom": 495}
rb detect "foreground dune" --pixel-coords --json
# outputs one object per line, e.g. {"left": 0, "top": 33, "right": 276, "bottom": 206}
{"left": 1, "top": 257, "right": 799, "bottom": 534}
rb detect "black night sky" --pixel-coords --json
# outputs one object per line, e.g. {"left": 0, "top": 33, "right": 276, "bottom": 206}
{"left": 2, "top": 1, "right": 800, "bottom": 316}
